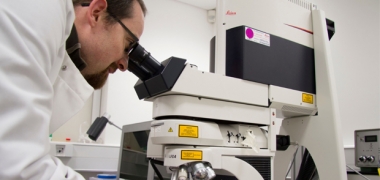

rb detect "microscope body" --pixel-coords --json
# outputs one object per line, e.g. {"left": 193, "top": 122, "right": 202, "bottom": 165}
{"left": 125, "top": 0, "right": 347, "bottom": 179}
{"left": 141, "top": 61, "right": 319, "bottom": 179}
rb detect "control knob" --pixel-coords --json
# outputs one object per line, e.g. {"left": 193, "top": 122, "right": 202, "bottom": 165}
{"left": 366, "top": 156, "right": 375, "bottom": 163}
{"left": 358, "top": 156, "right": 367, "bottom": 162}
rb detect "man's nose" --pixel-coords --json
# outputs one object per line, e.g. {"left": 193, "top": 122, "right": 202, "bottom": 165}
{"left": 116, "top": 57, "right": 128, "bottom": 72}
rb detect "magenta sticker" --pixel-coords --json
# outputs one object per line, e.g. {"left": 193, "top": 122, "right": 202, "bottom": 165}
{"left": 246, "top": 28, "right": 254, "bottom": 39}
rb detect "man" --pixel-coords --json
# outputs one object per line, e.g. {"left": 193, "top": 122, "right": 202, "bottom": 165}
{"left": 0, "top": 0, "right": 146, "bottom": 179}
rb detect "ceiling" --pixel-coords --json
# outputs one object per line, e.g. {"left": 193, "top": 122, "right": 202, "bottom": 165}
{"left": 176, "top": 0, "right": 216, "bottom": 10}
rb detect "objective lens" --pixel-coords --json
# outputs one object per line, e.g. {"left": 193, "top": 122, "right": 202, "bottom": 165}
{"left": 205, "top": 165, "right": 216, "bottom": 179}
{"left": 177, "top": 166, "right": 188, "bottom": 180}
{"left": 192, "top": 163, "right": 208, "bottom": 180}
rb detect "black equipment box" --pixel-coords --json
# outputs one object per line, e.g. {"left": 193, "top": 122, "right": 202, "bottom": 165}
{"left": 211, "top": 26, "right": 316, "bottom": 94}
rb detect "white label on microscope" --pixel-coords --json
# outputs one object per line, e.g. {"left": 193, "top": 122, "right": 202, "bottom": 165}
{"left": 155, "top": 126, "right": 161, "bottom": 133}
{"left": 245, "top": 27, "right": 270, "bottom": 47}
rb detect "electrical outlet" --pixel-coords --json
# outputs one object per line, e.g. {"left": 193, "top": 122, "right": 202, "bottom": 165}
{"left": 56, "top": 145, "right": 65, "bottom": 155}
{"left": 53, "top": 143, "right": 73, "bottom": 157}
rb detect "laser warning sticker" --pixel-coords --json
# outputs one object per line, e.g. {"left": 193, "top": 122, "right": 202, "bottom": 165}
{"left": 245, "top": 27, "right": 270, "bottom": 47}
{"left": 168, "top": 127, "right": 173, "bottom": 132}
{"left": 181, "top": 150, "right": 203, "bottom": 160}
{"left": 302, "top": 93, "right": 314, "bottom": 104}
{"left": 178, "top": 125, "right": 198, "bottom": 138}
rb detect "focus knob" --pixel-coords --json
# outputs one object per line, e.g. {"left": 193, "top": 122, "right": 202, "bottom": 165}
{"left": 359, "top": 156, "right": 367, "bottom": 162}
{"left": 366, "top": 156, "right": 375, "bottom": 163}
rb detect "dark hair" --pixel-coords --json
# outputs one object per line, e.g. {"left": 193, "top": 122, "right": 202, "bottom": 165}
{"left": 73, "top": 0, "right": 147, "bottom": 24}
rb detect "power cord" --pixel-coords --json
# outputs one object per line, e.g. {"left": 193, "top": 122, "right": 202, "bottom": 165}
{"left": 285, "top": 145, "right": 299, "bottom": 178}
{"left": 149, "top": 158, "right": 164, "bottom": 180}
{"left": 346, "top": 165, "right": 371, "bottom": 180}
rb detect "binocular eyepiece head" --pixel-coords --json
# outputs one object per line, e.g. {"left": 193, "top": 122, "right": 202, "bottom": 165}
{"left": 127, "top": 43, "right": 164, "bottom": 81}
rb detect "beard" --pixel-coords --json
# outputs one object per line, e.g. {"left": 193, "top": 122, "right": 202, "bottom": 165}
{"left": 83, "top": 63, "right": 118, "bottom": 89}
{"left": 83, "top": 68, "right": 109, "bottom": 89}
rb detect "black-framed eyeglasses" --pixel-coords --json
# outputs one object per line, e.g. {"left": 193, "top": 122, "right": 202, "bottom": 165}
{"left": 81, "top": 3, "right": 139, "bottom": 54}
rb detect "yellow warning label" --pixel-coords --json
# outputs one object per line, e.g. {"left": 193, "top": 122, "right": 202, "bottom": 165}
{"left": 168, "top": 127, "right": 173, "bottom": 132}
{"left": 302, "top": 93, "right": 314, "bottom": 104}
{"left": 181, "top": 150, "right": 203, "bottom": 160}
{"left": 178, "top": 125, "right": 198, "bottom": 138}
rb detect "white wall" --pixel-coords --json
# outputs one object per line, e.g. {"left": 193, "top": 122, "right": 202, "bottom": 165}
{"left": 312, "top": 0, "right": 380, "bottom": 146}
{"left": 103, "top": 0, "right": 214, "bottom": 145}
{"left": 53, "top": 94, "right": 93, "bottom": 142}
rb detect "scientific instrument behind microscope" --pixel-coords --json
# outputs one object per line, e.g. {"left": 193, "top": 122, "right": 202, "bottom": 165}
{"left": 117, "top": 0, "right": 347, "bottom": 179}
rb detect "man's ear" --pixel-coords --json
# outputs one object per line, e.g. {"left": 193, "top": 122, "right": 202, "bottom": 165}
{"left": 86, "top": 0, "right": 108, "bottom": 27}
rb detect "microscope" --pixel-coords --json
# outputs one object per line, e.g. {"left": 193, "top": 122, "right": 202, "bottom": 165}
{"left": 116, "top": 0, "right": 347, "bottom": 179}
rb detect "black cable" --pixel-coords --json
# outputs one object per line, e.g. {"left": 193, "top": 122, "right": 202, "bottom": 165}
{"left": 297, "top": 148, "right": 317, "bottom": 180}
{"left": 149, "top": 158, "right": 164, "bottom": 180}
{"left": 169, "top": 166, "right": 177, "bottom": 172}
{"left": 297, "top": 148, "right": 309, "bottom": 180}
{"left": 150, "top": 158, "right": 164, "bottom": 166}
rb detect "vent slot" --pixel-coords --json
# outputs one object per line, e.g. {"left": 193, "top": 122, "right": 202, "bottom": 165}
{"left": 236, "top": 156, "right": 271, "bottom": 180}
{"left": 287, "top": 0, "right": 312, "bottom": 10}
{"left": 282, "top": 105, "right": 314, "bottom": 115}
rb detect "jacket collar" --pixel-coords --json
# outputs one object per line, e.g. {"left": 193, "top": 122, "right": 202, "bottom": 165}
{"left": 66, "top": 25, "right": 87, "bottom": 71}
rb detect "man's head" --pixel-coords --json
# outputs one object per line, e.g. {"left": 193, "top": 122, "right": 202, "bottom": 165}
{"left": 73, "top": 0, "right": 146, "bottom": 89}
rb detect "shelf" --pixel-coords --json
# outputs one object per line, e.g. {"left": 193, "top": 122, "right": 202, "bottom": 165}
{"left": 50, "top": 142, "right": 120, "bottom": 172}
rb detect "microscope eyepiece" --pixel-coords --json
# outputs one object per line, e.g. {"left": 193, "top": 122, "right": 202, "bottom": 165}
{"left": 128, "top": 43, "right": 164, "bottom": 79}
{"left": 128, "top": 43, "right": 187, "bottom": 99}
{"left": 127, "top": 59, "right": 151, "bottom": 81}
